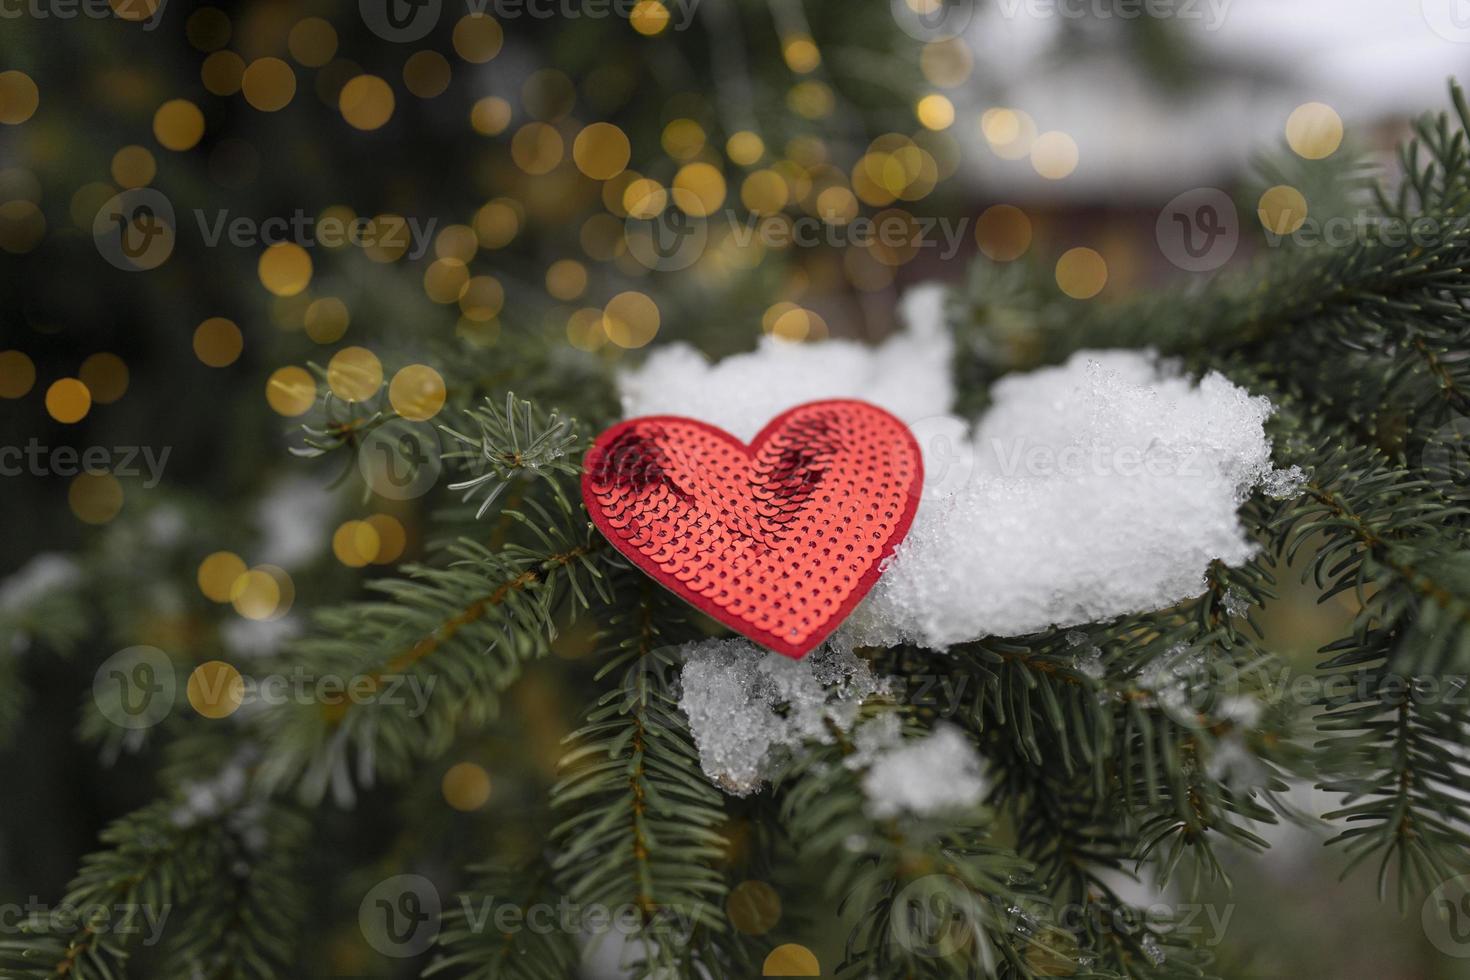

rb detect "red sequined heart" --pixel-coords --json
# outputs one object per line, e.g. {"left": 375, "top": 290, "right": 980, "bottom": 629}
{"left": 582, "top": 400, "right": 923, "bottom": 658}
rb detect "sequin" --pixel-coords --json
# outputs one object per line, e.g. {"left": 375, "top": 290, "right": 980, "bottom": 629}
{"left": 582, "top": 400, "right": 923, "bottom": 658}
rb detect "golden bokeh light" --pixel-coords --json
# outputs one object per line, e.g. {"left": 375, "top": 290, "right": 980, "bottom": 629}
{"left": 153, "top": 99, "right": 205, "bottom": 151}
{"left": 727, "top": 131, "right": 765, "bottom": 166}
{"left": 474, "top": 199, "right": 520, "bottom": 248}
{"left": 471, "top": 96, "right": 512, "bottom": 135}
{"left": 916, "top": 93, "right": 955, "bottom": 131}
{"left": 1258, "top": 184, "right": 1308, "bottom": 235}
{"left": 305, "top": 297, "right": 351, "bottom": 343}
{"left": 0, "top": 71, "right": 39, "bottom": 126}
{"left": 981, "top": 107, "right": 1036, "bottom": 160}
{"left": 762, "top": 944, "right": 820, "bottom": 976}
{"left": 45, "top": 378, "right": 90, "bottom": 423}
{"left": 573, "top": 122, "right": 631, "bottom": 180}
{"left": 741, "top": 170, "right": 788, "bottom": 215}
{"left": 0, "top": 350, "right": 36, "bottom": 398}
{"left": 197, "top": 551, "right": 247, "bottom": 602}
{"left": 230, "top": 565, "right": 291, "bottom": 620}
{"left": 242, "top": 58, "right": 297, "bottom": 112}
{"left": 365, "top": 513, "right": 406, "bottom": 564}
{"left": 288, "top": 17, "right": 338, "bottom": 67}
{"left": 111, "top": 145, "right": 156, "bottom": 188}
{"left": 459, "top": 275, "right": 505, "bottom": 321}
{"left": 340, "top": 74, "right": 395, "bottom": 130}
{"left": 727, "top": 880, "right": 782, "bottom": 936}
{"left": 1286, "top": 102, "right": 1343, "bottom": 160}
{"left": 921, "top": 39, "right": 973, "bottom": 87}
{"left": 68, "top": 473, "right": 123, "bottom": 525}
{"left": 629, "top": 0, "right": 670, "bottom": 35}
{"left": 187, "top": 661, "right": 244, "bottom": 719}
{"left": 1055, "top": 246, "right": 1108, "bottom": 299}
{"left": 435, "top": 224, "right": 478, "bottom": 262}
{"left": 976, "top": 204, "right": 1032, "bottom": 262}
{"left": 423, "top": 258, "right": 469, "bottom": 304}
{"left": 258, "top": 242, "right": 313, "bottom": 296}
{"left": 453, "top": 14, "right": 504, "bottom": 63}
{"left": 566, "top": 307, "right": 607, "bottom": 351}
{"left": 787, "top": 80, "right": 834, "bottom": 119}
{"left": 327, "top": 346, "right": 383, "bottom": 402}
{"left": 201, "top": 51, "right": 246, "bottom": 96}
{"left": 603, "top": 291, "right": 660, "bottom": 348}
{"left": 661, "top": 118, "right": 705, "bottom": 160}
{"left": 333, "top": 519, "right": 381, "bottom": 567}
{"left": 673, "top": 162, "right": 726, "bottom": 216}
{"left": 782, "top": 35, "right": 821, "bottom": 73}
{"left": 545, "top": 259, "right": 588, "bottom": 300}
{"left": 79, "top": 353, "right": 128, "bottom": 404}
{"left": 1030, "top": 131, "right": 1078, "bottom": 179}
{"left": 193, "top": 317, "right": 243, "bottom": 367}
{"left": 389, "top": 364, "right": 446, "bottom": 421}
{"left": 442, "top": 762, "right": 492, "bottom": 811}
{"left": 511, "top": 122, "right": 564, "bottom": 174}
{"left": 265, "top": 365, "right": 317, "bottom": 416}
{"left": 404, "top": 51, "right": 452, "bottom": 99}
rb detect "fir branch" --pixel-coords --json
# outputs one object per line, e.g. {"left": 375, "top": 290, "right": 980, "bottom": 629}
{"left": 548, "top": 580, "right": 738, "bottom": 979}
{"left": 426, "top": 861, "right": 581, "bottom": 980}
{"left": 253, "top": 500, "right": 609, "bottom": 805}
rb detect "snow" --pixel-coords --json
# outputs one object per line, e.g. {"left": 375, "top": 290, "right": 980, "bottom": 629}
{"left": 618, "top": 285, "right": 954, "bottom": 442}
{"left": 617, "top": 284, "right": 1290, "bottom": 650}
{"left": 676, "top": 638, "right": 885, "bottom": 796}
{"left": 859, "top": 722, "right": 988, "bottom": 819}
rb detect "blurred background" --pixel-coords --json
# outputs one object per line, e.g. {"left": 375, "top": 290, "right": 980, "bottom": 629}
{"left": 1, "top": 0, "right": 1469, "bottom": 976}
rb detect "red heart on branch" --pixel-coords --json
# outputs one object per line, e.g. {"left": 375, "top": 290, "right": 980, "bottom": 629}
{"left": 581, "top": 400, "right": 923, "bottom": 658}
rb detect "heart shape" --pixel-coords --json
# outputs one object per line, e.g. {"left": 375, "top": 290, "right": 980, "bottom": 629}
{"left": 581, "top": 400, "right": 923, "bottom": 658}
